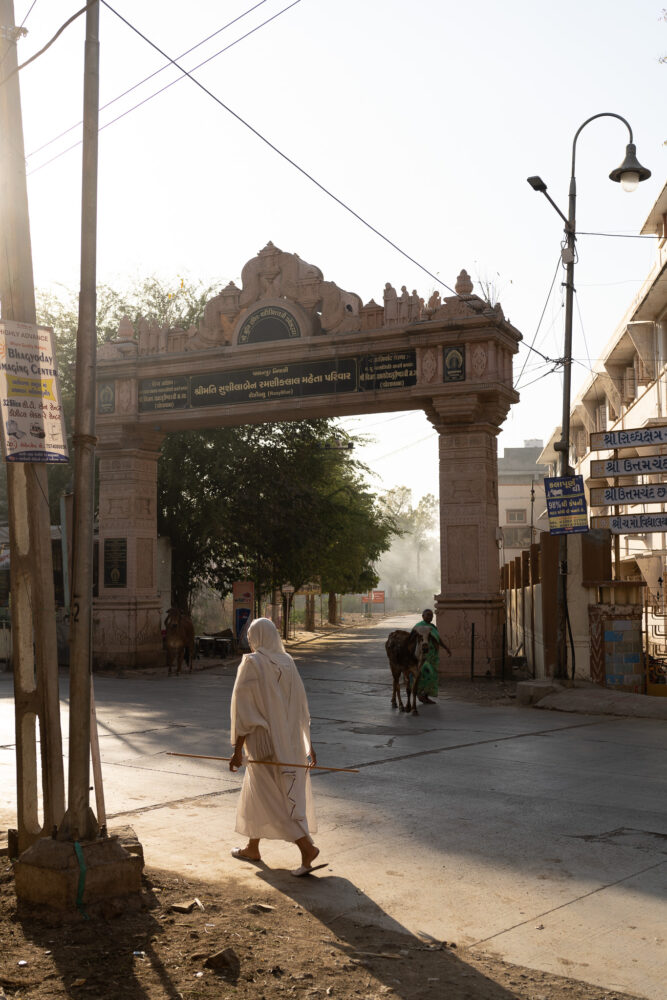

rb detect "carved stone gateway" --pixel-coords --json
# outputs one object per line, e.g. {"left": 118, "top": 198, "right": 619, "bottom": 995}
{"left": 95, "top": 245, "right": 521, "bottom": 673}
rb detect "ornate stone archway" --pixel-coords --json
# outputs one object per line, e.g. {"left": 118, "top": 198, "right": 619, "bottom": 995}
{"left": 95, "top": 243, "right": 521, "bottom": 672}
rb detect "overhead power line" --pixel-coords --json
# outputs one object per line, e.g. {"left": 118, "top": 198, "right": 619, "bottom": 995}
{"left": 578, "top": 231, "right": 659, "bottom": 239}
{"left": 99, "top": 0, "right": 462, "bottom": 298}
{"left": 26, "top": 0, "right": 281, "bottom": 161}
{"left": 0, "top": 0, "right": 96, "bottom": 86}
{"left": 20, "top": 1, "right": 39, "bottom": 27}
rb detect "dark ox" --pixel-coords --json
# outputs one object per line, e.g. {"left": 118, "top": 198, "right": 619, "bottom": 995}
{"left": 385, "top": 626, "right": 432, "bottom": 715}
{"left": 164, "top": 608, "right": 195, "bottom": 676}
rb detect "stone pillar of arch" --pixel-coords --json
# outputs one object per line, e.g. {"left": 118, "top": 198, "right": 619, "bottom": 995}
{"left": 427, "top": 392, "right": 512, "bottom": 676}
{"left": 94, "top": 428, "right": 164, "bottom": 669}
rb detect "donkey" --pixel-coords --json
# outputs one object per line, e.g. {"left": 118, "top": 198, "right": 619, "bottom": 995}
{"left": 164, "top": 608, "right": 195, "bottom": 676}
{"left": 385, "top": 626, "right": 432, "bottom": 715}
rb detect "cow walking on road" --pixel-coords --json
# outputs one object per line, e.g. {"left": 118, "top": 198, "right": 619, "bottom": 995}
{"left": 165, "top": 608, "right": 195, "bottom": 675}
{"left": 385, "top": 626, "right": 432, "bottom": 715}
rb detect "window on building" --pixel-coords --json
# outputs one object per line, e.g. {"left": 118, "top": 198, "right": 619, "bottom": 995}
{"left": 502, "top": 526, "right": 532, "bottom": 549}
{"left": 506, "top": 509, "right": 526, "bottom": 523}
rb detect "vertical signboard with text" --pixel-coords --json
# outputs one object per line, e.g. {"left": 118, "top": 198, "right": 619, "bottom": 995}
{"left": 544, "top": 475, "right": 588, "bottom": 534}
{"left": 0, "top": 320, "right": 68, "bottom": 463}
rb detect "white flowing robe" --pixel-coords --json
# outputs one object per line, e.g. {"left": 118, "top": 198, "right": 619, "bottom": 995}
{"left": 230, "top": 646, "right": 317, "bottom": 841}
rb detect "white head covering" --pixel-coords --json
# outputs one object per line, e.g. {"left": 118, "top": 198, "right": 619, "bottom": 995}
{"left": 247, "top": 617, "right": 293, "bottom": 670}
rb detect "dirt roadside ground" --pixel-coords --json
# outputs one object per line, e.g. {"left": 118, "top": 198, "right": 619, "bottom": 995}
{"left": 0, "top": 617, "right": 648, "bottom": 999}
{"left": 0, "top": 861, "right": 645, "bottom": 1000}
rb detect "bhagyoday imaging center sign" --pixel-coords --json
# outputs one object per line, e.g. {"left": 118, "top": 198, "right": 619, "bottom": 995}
{"left": 0, "top": 320, "right": 69, "bottom": 463}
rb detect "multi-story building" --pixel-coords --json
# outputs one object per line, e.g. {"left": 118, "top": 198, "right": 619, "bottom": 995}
{"left": 498, "top": 440, "right": 549, "bottom": 564}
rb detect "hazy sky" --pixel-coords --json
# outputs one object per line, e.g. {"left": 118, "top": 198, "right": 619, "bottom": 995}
{"left": 10, "top": 0, "right": 666, "bottom": 502}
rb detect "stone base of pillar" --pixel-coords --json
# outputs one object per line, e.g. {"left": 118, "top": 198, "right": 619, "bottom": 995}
{"left": 435, "top": 595, "right": 505, "bottom": 678}
{"left": 93, "top": 597, "right": 163, "bottom": 670}
{"left": 13, "top": 834, "right": 143, "bottom": 917}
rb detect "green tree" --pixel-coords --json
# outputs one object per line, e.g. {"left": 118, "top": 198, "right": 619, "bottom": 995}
{"left": 27, "top": 276, "right": 221, "bottom": 522}
{"left": 159, "top": 420, "right": 398, "bottom": 617}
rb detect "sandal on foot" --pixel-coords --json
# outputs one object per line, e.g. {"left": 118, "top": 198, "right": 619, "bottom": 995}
{"left": 290, "top": 862, "right": 328, "bottom": 877}
{"left": 231, "top": 847, "right": 262, "bottom": 863}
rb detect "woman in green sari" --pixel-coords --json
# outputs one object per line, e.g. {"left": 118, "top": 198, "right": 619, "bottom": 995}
{"left": 414, "top": 609, "right": 451, "bottom": 704}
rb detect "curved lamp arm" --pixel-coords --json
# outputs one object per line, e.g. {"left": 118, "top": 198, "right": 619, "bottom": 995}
{"left": 571, "top": 111, "right": 633, "bottom": 178}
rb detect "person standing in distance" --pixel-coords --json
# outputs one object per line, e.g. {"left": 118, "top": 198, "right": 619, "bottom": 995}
{"left": 414, "top": 608, "right": 451, "bottom": 704}
{"left": 228, "top": 617, "right": 323, "bottom": 876}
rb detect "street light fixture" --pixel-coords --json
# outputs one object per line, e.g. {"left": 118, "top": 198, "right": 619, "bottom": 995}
{"left": 527, "top": 112, "right": 651, "bottom": 679}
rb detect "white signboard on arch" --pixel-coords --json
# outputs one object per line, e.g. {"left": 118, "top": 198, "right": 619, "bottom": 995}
{"left": 0, "top": 320, "right": 68, "bottom": 463}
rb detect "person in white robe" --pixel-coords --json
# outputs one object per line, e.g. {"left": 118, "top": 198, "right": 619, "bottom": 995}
{"left": 229, "top": 617, "right": 321, "bottom": 875}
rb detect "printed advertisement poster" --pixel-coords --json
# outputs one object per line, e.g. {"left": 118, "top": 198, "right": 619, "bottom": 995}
{"left": 544, "top": 475, "right": 588, "bottom": 534}
{"left": 0, "top": 320, "right": 68, "bottom": 463}
{"left": 233, "top": 580, "right": 254, "bottom": 648}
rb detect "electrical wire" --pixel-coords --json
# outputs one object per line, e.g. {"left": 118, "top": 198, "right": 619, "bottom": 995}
{"left": 578, "top": 231, "right": 660, "bottom": 240}
{"left": 514, "top": 255, "right": 561, "bottom": 390}
{"left": 514, "top": 367, "right": 561, "bottom": 392}
{"left": 26, "top": 0, "right": 282, "bottom": 161}
{"left": 20, "top": 1, "right": 39, "bottom": 27}
{"left": 98, "top": 0, "right": 462, "bottom": 298}
{"left": 0, "top": 1, "right": 97, "bottom": 87}
{"left": 370, "top": 434, "right": 435, "bottom": 463}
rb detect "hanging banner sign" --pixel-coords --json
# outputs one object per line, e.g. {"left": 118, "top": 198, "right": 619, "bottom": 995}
{"left": 544, "top": 475, "right": 589, "bottom": 534}
{"left": 590, "top": 453, "right": 667, "bottom": 478}
{"left": 591, "top": 513, "right": 667, "bottom": 533}
{"left": 0, "top": 320, "right": 68, "bottom": 463}
{"left": 589, "top": 425, "right": 667, "bottom": 451}
{"left": 590, "top": 483, "right": 667, "bottom": 506}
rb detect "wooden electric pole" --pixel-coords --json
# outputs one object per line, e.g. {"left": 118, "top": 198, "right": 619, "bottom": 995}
{"left": 0, "top": 0, "right": 65, "bottom": 850}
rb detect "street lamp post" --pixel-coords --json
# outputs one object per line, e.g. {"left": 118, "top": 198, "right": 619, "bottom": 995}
{"left": 527, "top": 113, "right": 651, "bottom": 679}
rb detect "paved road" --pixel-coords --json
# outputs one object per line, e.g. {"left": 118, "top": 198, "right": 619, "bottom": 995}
{"left": 1, "top": 614, "right": 666, "bottom": 999}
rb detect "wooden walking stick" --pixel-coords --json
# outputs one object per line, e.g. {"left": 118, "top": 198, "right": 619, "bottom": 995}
{"left": 166, "top": 751, "right": 359, "bottom": 773}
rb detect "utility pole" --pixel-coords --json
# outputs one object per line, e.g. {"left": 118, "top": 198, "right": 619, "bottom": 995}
{"left": 59, "top": 0, "right": 101, "bottom": 842}
{"left": 0, "top": 0, "right": 65, "bottom": 851}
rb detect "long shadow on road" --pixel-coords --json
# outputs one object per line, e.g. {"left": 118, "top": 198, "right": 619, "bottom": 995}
{"left": 255, "top": 866, "right": 519, "bottom": 1000}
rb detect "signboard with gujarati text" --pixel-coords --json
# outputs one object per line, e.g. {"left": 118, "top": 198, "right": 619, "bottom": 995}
{"left": 589, "top": 424, "right": 667, "bottom": 451}
{"left": 0, "top": 320, "right": 68, "bottom": 463}
{"left": 590, "top": 484, "right": 667, "bottom": 506}
{"left": 136, "top": 351, "right": 417, "bottom": 413}
{"left": 591, "top": 513, "right": 667, "bottom": 534}
{"left": 590, "top": 453, "right": 667, "bottom": 478}
{"left": 544, "top": 475, "right": 589, "bottom": 534}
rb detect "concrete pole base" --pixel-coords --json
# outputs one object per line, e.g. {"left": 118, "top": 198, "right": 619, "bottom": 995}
{"left": 13, "top": 831, "right": 144, "bottom": 918}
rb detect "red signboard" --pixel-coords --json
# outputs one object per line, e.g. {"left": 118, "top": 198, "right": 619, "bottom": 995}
{"left": 372, "top": 591, "right": 385, "bottom": 603}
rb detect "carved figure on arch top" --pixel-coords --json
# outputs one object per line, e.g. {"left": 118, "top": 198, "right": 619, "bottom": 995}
{"left": 425, "top": 291, "right": 441, "bottom": 317}
{"left": 239, "top": 242, "right": 324, "bottom": 309}
{"left": 408, "top": 289, "right": 422, "bottom": 321}
{"left": 383, "top": 283, "right": 398, "bottom": 325}
{"left": 196, "top": 281, "right": 241, "bottom": 349}
{"left": 318, "top": 281, "right": 362, "bottom": 334}
{"left": 398, "top": 285, "right": 410, "bottom": 323}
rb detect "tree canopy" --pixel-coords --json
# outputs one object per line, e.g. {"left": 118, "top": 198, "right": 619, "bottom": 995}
{"left": 159, "top": 421, "right": 397, "bottom": 612}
